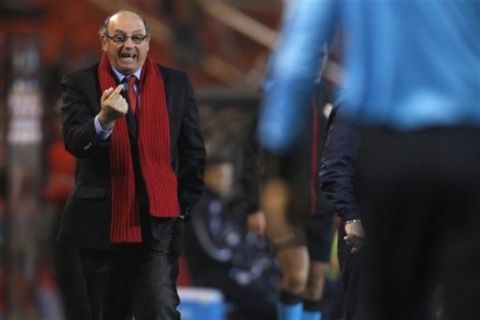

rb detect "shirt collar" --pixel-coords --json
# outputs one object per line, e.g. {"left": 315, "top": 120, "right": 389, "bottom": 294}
{"left": 111, "top": 66, "right": 142, "bottom": 83}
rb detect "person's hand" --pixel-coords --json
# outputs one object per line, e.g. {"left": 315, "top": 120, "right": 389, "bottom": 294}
{"left": 344, "top": 220, "right": 365, "bottom": 254}
{"left": 98, "top": 85, "right": 128, "bottom": 129}
{"left": 247, "top": 210, "right": 266, "bottom": 236}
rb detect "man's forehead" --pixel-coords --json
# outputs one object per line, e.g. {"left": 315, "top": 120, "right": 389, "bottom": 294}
{"left": 108, "top": 12, "right": 145, "bottom": 31}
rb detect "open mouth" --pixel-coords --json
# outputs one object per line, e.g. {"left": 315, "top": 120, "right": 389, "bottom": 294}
{"left": 119, "top": 52, "right": 137, "bottom": 62}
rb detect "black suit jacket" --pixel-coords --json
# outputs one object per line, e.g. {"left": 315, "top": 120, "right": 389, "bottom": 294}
{"left": 59, "top": 63, "right": 206, "bottom": 249}
{"left": 319, "top": 106, "right": 361, "bottom": 222}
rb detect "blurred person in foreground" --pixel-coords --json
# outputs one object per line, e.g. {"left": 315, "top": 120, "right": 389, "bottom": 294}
{"left": 258, "top": 1, "right": 480, "bottom": 320}
{"left": 241, "top": 86, "right": 337, "bottom": 320}
{"left": 56, "top": 10, "right": 205, "bottom": 320}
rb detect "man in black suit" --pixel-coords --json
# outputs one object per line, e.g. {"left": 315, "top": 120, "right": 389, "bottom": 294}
{"left": 55, "top": 10, "right": 206, "bottom": 320}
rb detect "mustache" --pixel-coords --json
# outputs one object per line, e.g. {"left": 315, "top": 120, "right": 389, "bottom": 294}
{"left": 118, "top": 48, "right": 138, "bottom": 57}
{"left": 119, "top": 49, "right": 137, "bottom": 57}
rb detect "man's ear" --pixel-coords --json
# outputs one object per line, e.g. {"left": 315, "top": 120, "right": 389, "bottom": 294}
{"left": 100, "top": 36, "right": 107, "bottom": 52}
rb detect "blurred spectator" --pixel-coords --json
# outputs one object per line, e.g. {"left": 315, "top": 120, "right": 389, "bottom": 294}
{"left": 43, "top": 103, "right": 75, "bottom": 218}
{"left": 41, "top": 104, "right": 75, "bottom": 319}
{"left": 183, "top": 157, "right": 280, "bottom": 320}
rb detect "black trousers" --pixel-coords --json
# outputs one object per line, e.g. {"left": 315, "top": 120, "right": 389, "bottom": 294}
{"left": 55, "top": 217, "right": 184, "bottom": 320}
{"left": 337, "top": 227, "right": 361, "bottom": 320}
{"left": 357, "top": 126, "right": 480, "bottom": 320}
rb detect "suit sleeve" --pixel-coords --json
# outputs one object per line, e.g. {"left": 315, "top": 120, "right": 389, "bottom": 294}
{"left": 177, "top": 74, "right": 206, "bottom": 215}
{"left": 319, "top": 107, "right": 361, "bottom": 222}
{"left": 61, "top": 72, "right": 108, "bottom": 158}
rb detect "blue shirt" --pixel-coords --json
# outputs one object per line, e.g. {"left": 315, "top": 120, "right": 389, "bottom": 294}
{"left": 259, "top": 0, "right": 480, "bottom": 153}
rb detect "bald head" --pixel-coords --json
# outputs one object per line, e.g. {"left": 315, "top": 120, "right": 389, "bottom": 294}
{"left": 99, "top": 10, "right": 150, "bottom": 37}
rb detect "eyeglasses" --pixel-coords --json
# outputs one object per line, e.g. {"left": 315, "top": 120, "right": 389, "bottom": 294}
{"left": 105, "top": 33, "right": 149, "bottom": 44}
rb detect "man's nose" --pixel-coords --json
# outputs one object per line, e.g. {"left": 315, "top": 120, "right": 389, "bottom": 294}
{"left": 123, "top": 37, "right": 135, "bottom": 47}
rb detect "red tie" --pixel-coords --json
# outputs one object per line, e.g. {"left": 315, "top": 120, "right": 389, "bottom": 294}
{"left": 127, "top": 76, "right": 138, "bottom": 114}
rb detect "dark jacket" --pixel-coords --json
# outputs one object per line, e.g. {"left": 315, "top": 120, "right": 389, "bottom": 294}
{"left": 319, "top": 107, "right": 361, "bottom": 222}
{"left": 59, "top": 63, "right": 206, "bottom": 249}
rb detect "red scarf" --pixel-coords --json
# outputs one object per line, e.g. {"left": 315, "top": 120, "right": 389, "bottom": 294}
{"left": 98, "top": 53, "right": 179, "bottom": 243}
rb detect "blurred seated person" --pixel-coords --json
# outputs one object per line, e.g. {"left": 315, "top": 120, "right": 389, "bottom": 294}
{"left": 183, "top": 157, "right": 280, "bottom": 320}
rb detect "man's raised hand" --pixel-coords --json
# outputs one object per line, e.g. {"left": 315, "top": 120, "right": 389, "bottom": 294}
{"left": 98, "top": 85, "right": 128, "bottom": 129}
